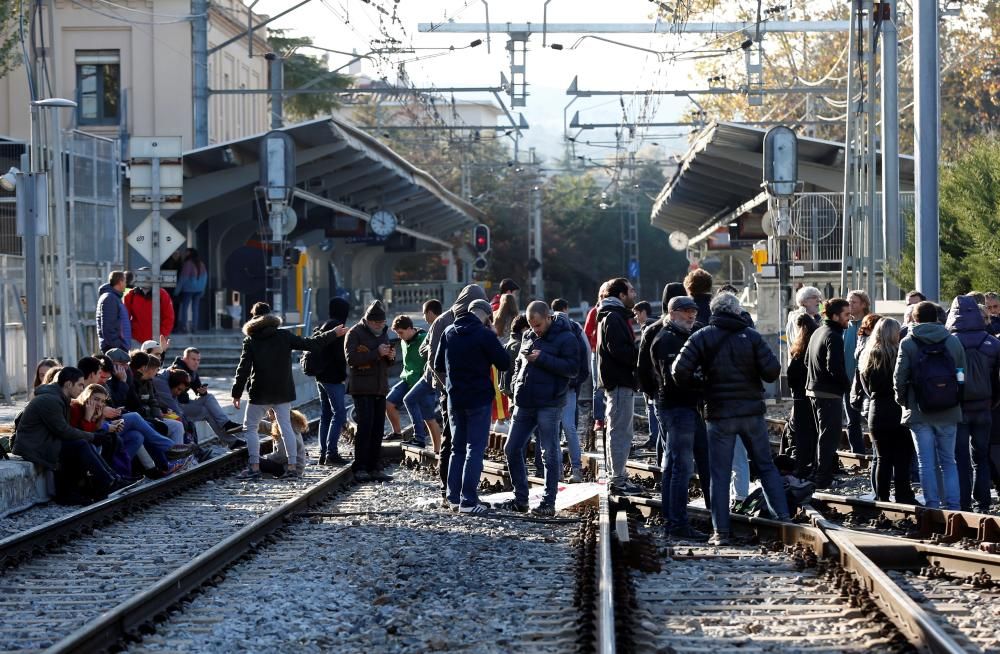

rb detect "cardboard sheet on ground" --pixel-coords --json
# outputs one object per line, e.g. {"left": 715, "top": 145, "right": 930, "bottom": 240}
{"left": 481, "top": 482, "right": 603, "bottom": 511}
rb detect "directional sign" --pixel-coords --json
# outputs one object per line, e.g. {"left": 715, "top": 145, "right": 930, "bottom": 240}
{"left": 126, "top": 213, "right": 184, "bottom": 266}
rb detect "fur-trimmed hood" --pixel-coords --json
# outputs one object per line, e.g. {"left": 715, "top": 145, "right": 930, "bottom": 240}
{"left": 243, "top": 313, "right": 282, "bottom": 338}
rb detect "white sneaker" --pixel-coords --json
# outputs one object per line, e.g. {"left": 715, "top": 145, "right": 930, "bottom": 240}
{"left": 458, "top": 503, "right": 492, "bottom": 515}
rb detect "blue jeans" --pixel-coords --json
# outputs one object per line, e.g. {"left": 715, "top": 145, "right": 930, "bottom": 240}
{"left": 559, "top": 388, "right": 582, "bottom": 470}
{"left": 910, "top": 423, "right": 960, "bottom": 509}
{"left": 658, "top": 406, "right": 697, "bottom": 531}
{"left": 706, "top": 415, "right": 790, "bottom": 534}
{"left": 121, "top": 411, "right": 173, "bottom": 469}
{"left": 447, "top": 404, "right": 492, "bottom": 508}
{"left": 591, "top": 353, "right": 605, "bottom": 423}
{"left": 732, "top": 437, "right": 750, "bottom": 499}
{"left": 178, "top": 292, "right": 203, "bottom": 329}
{"left": 403, "top": 378, "right": 438, "bottom": 444}
{"left": 956, "top": 410, "right": 992, "bottom": 512}
{"left": 506, "top": 406, "right": 562, "bottom": 507}
{"left": 317, "top": 382, "right": 347, "bottom": 457}
{"left": 645, "top": 400, "right": 660, "bottom": 445}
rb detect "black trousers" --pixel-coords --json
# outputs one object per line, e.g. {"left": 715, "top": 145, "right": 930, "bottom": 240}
{"left": 870, "top": 421, "right": 915, "bottom": 502}
{"left": 811, "top": 396, "right": 843, "bottom": 488}
{"left": 438, "top": 393, "right": 452, "bottom": 494}
{"left": 790, "top": 397, "right": 818, "bottom": 478}
{"left": 352, "top": 395, "right": 386, "bottom": 472}
{"left": 56, "top": 439, "right": 115, "bottom": 499}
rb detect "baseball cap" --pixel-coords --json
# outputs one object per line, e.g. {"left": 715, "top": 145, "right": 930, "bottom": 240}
{"left": 141, "top": 339, "right": 161, "bottom": 352}
{"left": 667, "top": 296, "right": 699, "bottom": 312}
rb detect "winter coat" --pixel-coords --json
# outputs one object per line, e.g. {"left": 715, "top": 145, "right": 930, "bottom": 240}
{"left": 345, "top": 321, "right": 391, "bottom": 396}
{"left": 511, "top": 313, "right": 579, "bottom": 409}
{"left": 894, "top": 322, "right": 968, "bottom": 426}
{"left": 315, "top": 296, "right": 351, "bottom": 385}
{"left": 596, "top": 298, "right": 638, "bottom": 391}
{"left": 583, "top": 306, "right": 599, "bottom": 350}
{"left": 946, "top": 295, "right": 1000, "bottom": 412}
{"left": 433, "top": 313, "right": 510, "bottom": 411}
{"left": 153, "top": 371, "right": 183, "bottom": 416}
{"left": 12, "top": 383, "right": 95, "bottom": 470}
{"left": 637, "top": 320, "right": 664, "bottom": 398}
{"left": 421, "top": 285, "right": 489, "bottom": 388}
{"left": 500, "top": 331, "right": 525, "bottom": 398}
{"left": 399, "top": 329, "right": 428, "bottom": 388}
{"left": 129, "top": 376, "right": 164, "bottom": 420}
{"left": 806, "top": 320, "right": 851, "bottom": 397}
{"left": 232, "top": 314, "right": 337, "bottom": 404}
{"left": 859, "top": 360, "right": 902, "bottom": 433}
{"left": 844, "top": 318, "right": 862, "bottom": 379}
{"left": 787, "top": 354, "right": 808, "bottom": 400}
{"left": 557, "top": 314, "right": 590, "bottom": 390}
{"left": 123, "top": 287, "right": 176, "bottom": 343}
{"left": 692, "top": 293, "right": 712, "bottom": 327}
{"left": 647, "top": 319, "right": 701, "bottom": 409}
{"left": 988, "top": 315, "right": 1000, "bottom": 337}
{"left": 672, "top": 311, "right": 780, "bottom": 421}
{"left": 96, "top": 283, "right": 131, "bottom": 352}
{"left": 176, "top": 259, "right": 208, "bottom": 295}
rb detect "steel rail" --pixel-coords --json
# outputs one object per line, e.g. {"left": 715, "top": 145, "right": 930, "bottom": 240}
{"left": 47, "top": 466, "right": 356, "bottom": 654}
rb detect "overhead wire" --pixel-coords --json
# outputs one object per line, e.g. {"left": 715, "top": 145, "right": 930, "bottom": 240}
{"left": 66, "top": 0, "right": 200, "bottom": 24}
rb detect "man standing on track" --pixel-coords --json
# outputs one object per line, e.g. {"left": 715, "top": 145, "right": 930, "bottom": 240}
{"left": 345, "top": 301, "right": 395, "bottom": 483}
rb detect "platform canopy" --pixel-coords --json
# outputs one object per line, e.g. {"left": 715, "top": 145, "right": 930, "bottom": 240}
{"left": 178, "top": 116, "right": 482, "bottom": 246}
{"left": 650, "top": 121, "right": 914, "bottom": 244}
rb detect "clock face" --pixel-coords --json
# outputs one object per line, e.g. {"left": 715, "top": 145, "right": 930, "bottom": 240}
{"left": 370, "top": 210, "right": 397, "bottom": 237}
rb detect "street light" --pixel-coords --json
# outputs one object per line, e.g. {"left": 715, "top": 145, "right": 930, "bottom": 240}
{"left": 0, "top": 166, "right": 18, "bottom": 192}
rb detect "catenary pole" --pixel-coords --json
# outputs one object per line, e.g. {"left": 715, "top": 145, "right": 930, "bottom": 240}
{"left": 881, "top": 0, "right": 900, "bottom": 301}
{"left": 192, "top": 0, "right": 209, "bottom": 148}
{"left": 913, "top": 0, "right": 939, "bottom": 301}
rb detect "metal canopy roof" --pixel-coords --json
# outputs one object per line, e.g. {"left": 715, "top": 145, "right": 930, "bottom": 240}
{"left": 180, "top": 116, "right": 482, "bottom": 244}
{"left": 650, "top": 121, "right": 915, "bottom": 238}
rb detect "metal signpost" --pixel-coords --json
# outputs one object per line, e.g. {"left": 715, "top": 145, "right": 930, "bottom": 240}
{"left": 128, "top": 138, "right": 184, "bottom": 341}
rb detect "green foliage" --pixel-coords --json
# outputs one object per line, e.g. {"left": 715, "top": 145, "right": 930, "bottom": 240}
{"left": 891, "top": 136, "right": 1000, "bottom": 298}
{"left": 266, "top": 31, "right": 351, "bottom": 121}
{"left": 0, "top": 3, "right": 25, "bottom": 79}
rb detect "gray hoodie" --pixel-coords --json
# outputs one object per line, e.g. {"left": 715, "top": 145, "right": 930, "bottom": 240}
{"left": 893, "top": 321, "right": 967, "bottom": 426}
{"left": 420, "top": 284, "right": 488, "bottom": 388}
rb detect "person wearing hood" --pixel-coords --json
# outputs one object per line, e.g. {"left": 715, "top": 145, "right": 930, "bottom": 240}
{"left": 498, "top": 302, "right": 579, "bottom": 516}
{"left": 946, "top": 295, "right": 1000, "bottom": 512}
{"left": 433, "top": 298, "right": 510, "bottom": 514}
{"left": 683, "top": 269, "right": 714, "bottom": 328}
{"left": 345, "top": 300, "right": 395, "bottom": 482}
{"left": 96, "top": 271, "right": 132, "bottom": 352}
{"left": 232, "top": 302, "right": 339, "bottom": 481}
{"left": 123, "top": 270, "right": 175, "bottom": 346}
{"left": 672, "top": 292, "right": 789, "bottom": 546}
{"left": 313, "top": 297, "right": 351, "bottom": 466}
{"left": 420, "top": 284, "right": 489, "bottom": 498}
{"left": 597, "top": 277, "right": 642, "bottom": 496}
{"left": 894, "top": 300, "right": 967, "bottom": 510}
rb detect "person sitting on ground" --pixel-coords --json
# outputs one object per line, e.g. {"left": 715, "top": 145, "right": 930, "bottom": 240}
{"left": 258, "top": 409, "right": 310, "bottom": 478}
{"left": 42, "top": 366, "right": 63, "bottom": 385}
{"left": 167, "top": 347, "right": 244, "bottom": 446}
{"left": 387, "top": 315, "right": 434, "bottom": 449}
{"left": 128, "top": 352, "right": 186, "bottom": 445}
{"left": 68, "top": 383, "right": 141, "bottom": 480}
{"left": 12, "top": 367, "right": 134, "bottom": 505}
{"left": 32, "top": 358, "right": 60, "bottom": 398}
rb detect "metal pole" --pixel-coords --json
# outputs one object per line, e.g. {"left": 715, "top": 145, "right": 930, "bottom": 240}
{"left": 880, "top": 0, "right": 900, "bottom": 301}
{"left": 192, "top": 0, "right": 209, "bottom": 148}
{"left": 151, "top": 157, "right": 161, "bottom": 342}
{"left": 913, "top": 0, "right": 939, "bottom": 301}
{"left": 25, "top": 127, "right": 42, "bottom": 374}
{"left": 49, "top": 115, "right": 75, "bottom": 360}
{"left": 533, "top": 188, "right": 543, "bottom": 300}
{"left": 840, "top": 0, "right": 860, "bottom": 297}
{"left": 864, "top": 0, "right": 878, "bottom": 303}
{"left": 269, "top": 55, "right": 284, "bottom": 129}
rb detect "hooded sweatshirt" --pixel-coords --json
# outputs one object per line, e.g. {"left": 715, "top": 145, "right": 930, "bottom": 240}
{"left": 894, "top": 321, "right": 967, "bottom": 426}
{"left": 433, "top": 311, "right": 510, "bottom": 410}
{"left": 96, "top": 282, "right": 132, "bottom": 351}
{"left": 596, "top": 297, "right": 638, "bottom": 391}
{"left": 315, "top": 298, "right": 351, "bottom": 385}
{"left": 638, "top": 282, "right": 688, "bottom": 395}
{"left": 946, "top": 295, "right": 1000, "bottom": 412}
{"left": 421, "top": 284, "right": 488, "bottom": 388}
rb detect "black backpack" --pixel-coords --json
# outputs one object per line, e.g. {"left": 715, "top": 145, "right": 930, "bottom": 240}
{"left": 300, "top": 326, "right": 331, "bottom": 377}
{"left": 913, "top": 339, "right": 961, "bottom": 413}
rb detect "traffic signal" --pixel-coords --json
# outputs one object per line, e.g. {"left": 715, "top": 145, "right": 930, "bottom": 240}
{"left": 473, "top": 223, "right": 490, "bottom": 254}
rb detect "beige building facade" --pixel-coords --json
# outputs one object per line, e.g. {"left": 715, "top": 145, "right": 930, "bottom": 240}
{"left": 0, "top": 0, "right": 269, "bottom": 148}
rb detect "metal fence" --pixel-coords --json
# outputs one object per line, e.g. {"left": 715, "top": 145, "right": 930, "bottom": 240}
{"left": 66, "top": 130, "right": 122, "bottom": 264}
{"left": 0, "top": 141, "right": 27, "bottom": 256}
{"left": 787, "top": 192, "right": 914, "bottom": 270}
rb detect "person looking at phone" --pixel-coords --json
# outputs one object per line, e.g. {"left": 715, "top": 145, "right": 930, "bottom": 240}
{"left": 166, "top": 347, "right": 244, "bottom": 447}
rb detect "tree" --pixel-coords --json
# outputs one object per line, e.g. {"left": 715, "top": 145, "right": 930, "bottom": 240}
{"left": 266, "top": 31, "right": 351, "bottom": 122}
{"left": 0, "top": 3, "right": 25, "bottom": 79}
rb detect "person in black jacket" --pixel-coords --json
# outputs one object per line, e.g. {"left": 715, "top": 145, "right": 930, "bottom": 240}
{"left": 645, "top": 296, "right": 707, "bottom": 540}
{"left": 805, "top": 297, "right": 852, "bottom": 489}
{"left": 684, "top": 269, "right": 714, "bottom": 328}
{"left": 672, "top": 292, "right": 789, "bottom": 546}
{"left": 858, "top": 317, "right": 916, "bottom": 503}
{"left": 315, "top": 298, "right": 351, "bottom": 466}
{"left": 787, "top": 312, "right": 819, "bottom": 479}
{"left": 232, "top": 302, "right": 338, "bottom": 481}
{"left": 596, "top": 277, "right": 642, "bottom": 495}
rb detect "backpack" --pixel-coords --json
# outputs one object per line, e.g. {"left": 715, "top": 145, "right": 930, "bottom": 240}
{"left": 300, "top": 327, "right": 331, "bottom": 377}
{"left": 912, "top": 339, "right": 961, "bottom": 413}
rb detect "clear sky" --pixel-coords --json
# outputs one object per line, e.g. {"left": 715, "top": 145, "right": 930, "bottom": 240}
{"left": 252, "top": 0, "right": 708, "bottom": 162}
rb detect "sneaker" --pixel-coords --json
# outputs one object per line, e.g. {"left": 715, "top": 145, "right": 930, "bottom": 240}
{"left": 708, "top": 531, "right": 731, "bottom": 547}
{"left": 353, "top": 470, "right": 371, "bottom": 483}
{"left": 328, "top": 454, "right": 349, "bottom": 466}
{"left": 318, "top": 454, "right": 327, "bottom": 466}
{"left": 459, "top": 503, "right": 492, "bottom": 515}
{"left": 223, "top": 421, "right": 244, "bottom": 435}
{"left": 568, "top": 468, "right": 583, "bottom": 483}
{"left": 278, "top": 467, "right": 303, "bottom": 480}
{"left": 167, "top": 443, "right": 195, "bottom": 459}
{"left": 235, "top": 467, "right": 261, "bottom": 481}
{"left": 228, "top": 438, "right": 247, "bottom": 451}
{"left": 448, "top": 501, "right": 460, "bottom": 512}
{"left": 107, "top": 477, "right": 141, "bottom": 495}
{"left": 369, "top": 470, "right": 394, "bottom": 482}
{"left": 669, "top": 526, "right": 709, "bottom": 542}
{"left": 403, "top": 438, "right": 427, "bottom": 448}
{"left": 495, "top": 499, "right": 529, "bottom": 513}
{"left": 384, "top": 432, "right": 403, "bottom": 441}
{"left": 610, "top": 480, "right": 648, "bottom": 497}
{"left": 530, "top": 504, "right": 556, "bottom": 517}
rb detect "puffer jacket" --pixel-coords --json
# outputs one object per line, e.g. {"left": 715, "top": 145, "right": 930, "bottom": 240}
{"left": 232, "top": 314, "right": 337, "bottom": 404}
{"left": 433, "top": 313, "right": 510, "bottom": 410}
{"left": 512, "top": 313, "right": 579, "bottom": 409}
{"left": 596, "top": 298, "right": 638, "bottom": 391}
{"left": 345, "top": 321, "right": 391, "bottom": 396}
{"left": 96, "top": 283, "right": 131, "bottom": 352}
{"left": 421, "top": 284, "right": 488, "bottom": 388}
{"left": 647, "top": 319, "right": 701, "bottom": 409}
{"left": 123, "top": 286, "right": 175, "bottom": 343}
{"left": 806, "top": 320, "right": 851, "bottom": 397}
{"left": 894, "top": 322, "right": 968, "bottom": 426}
{"left": 12, "top": 383, "right": 95, "bottom": 470}
{"left": 946, "top": 295, "right": 1000, "bottom": 412}
{"left": 671, "top": 311, "right": 780, "bottom": 420}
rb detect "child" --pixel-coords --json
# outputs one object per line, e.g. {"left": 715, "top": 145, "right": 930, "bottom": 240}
{"left": 258, "top": 409, "right": 309, "bottom": 478}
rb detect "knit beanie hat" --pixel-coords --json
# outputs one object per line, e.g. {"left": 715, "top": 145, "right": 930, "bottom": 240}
{"left": 329, "top": 297, "right": 351, "bottom": 322}
{"left": 364, "top": 300, "right": 387, "bottom": 322}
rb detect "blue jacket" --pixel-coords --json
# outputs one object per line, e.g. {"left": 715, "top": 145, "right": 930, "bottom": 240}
{"left": 946, "top": 295, "right": 1000, "bottom": 412}
{"left": 434, "top": 313, "right": 510, "bottom": 410}
{"left": 96, "top": 282, "right": 131, "bottom": 352}
{"left": 844, "top": 318, "right": 861, "bottom": 380}
{"left": 512, "top": 313, "right": 579, "bottom": 409}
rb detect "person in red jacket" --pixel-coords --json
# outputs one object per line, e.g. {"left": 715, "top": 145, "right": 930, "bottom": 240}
{"left": 124, "top": 271, "right": 175, "bottom": 346}
{"left": 584, "top": 282, "right": 611, "bottom": 432}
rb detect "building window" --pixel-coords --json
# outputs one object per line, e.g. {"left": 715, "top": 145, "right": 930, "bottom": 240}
{"left": 76, "top": 50, "right": 121, "bottom": 126}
